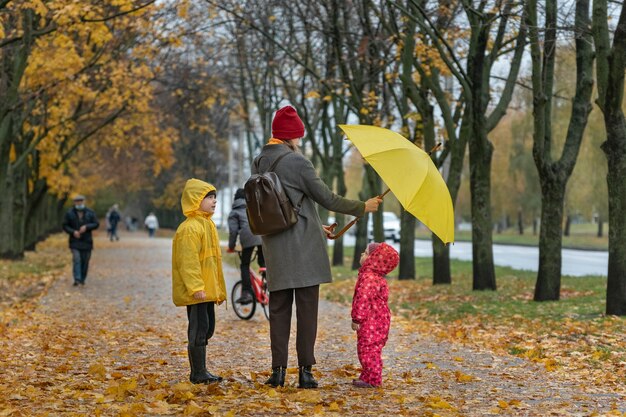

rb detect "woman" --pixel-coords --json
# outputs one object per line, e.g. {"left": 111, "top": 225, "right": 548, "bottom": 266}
{"left": 253, "top": 105, "right": 381, "bottom": 388}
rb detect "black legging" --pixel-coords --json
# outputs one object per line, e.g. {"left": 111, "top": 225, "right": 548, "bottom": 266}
{"left": 240, "top": 245, "right": 265, "bottom": 292}
{"left": 186, "top": 302, "right": 215, "bottom": 346}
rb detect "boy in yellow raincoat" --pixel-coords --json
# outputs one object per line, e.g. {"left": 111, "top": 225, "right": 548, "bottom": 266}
{"left": 172, "top": 178, "right": 227, "bottom": 384}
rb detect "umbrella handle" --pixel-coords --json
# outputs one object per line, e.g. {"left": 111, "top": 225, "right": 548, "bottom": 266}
{"left": 326, "top": 189, "right": 389, "bottom": 240}
{"left": 429, "top": 142, "right": 441, "bottom": 155}
{"left": 326, "top": 217, "right": 360, "bottom": 240}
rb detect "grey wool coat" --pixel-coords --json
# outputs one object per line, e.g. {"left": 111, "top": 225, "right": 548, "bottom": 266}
{"left": 227, "top": 198, "right": 262, "bottom": 249}
{"left": 252, "top": 144, "right": 365, "bottom": 292}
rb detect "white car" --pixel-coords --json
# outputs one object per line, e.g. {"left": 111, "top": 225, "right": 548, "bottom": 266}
{"left": 368, "top": 211, "right": 401, "bottom": 243}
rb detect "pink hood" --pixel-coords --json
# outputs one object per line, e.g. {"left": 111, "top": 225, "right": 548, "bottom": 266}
{"left": 360, "top": 242, "right": 399, "bottom": 276}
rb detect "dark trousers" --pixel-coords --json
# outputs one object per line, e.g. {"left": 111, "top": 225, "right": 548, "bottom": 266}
{"left": 187, "top": 302, "right": 215, "bottom": 347}
{"left": 269, "top": 285, "right": 319, "bottom": 368}
{"left": 109, "top": 224, "right": 119, "bottom": 241}
{"left": 240, "top": 245, "right": 265, "bottom": 292}
{"left": 71, "top": 249, "right": 92, "bottom": 284}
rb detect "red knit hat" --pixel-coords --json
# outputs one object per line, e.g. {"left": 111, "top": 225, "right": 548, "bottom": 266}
{"left": 272, "top": 106, "right": 305, "bottom": 140}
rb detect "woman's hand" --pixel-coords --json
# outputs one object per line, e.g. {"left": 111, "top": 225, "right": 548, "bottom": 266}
{"left": 351, "top": 322, "right": 360, "bottom": 331}
{"left": 363, "top": 197, "right": 382, "bottom": 213}
{"left": 322, "top": 224, "right": 336, "bottom": 237}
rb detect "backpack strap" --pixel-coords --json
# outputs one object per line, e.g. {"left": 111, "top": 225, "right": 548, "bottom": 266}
{"left": 254, "top": 150, "right": 292, "bottom": 174}
{"left": 269, "top": 151, "right": 292, "bottom": 172}
{"left": 254, "top": 150, "right": 305, "bottom": 210}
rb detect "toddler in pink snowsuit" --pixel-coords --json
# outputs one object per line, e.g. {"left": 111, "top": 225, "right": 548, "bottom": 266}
{"left": 351, "top": 242, "right": 399, "bottom": 388}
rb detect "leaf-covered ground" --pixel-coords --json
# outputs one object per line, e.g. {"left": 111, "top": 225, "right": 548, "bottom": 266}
{"left": 0, "top": 233, "right": 624, "bottom": 416}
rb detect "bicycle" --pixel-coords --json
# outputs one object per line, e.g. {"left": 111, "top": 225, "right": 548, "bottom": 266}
{"left": 230, "top": 248, "right": 270, "bottom": 320}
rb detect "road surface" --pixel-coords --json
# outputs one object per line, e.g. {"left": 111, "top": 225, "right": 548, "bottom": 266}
{"left": 333, "top": 236, "right": 608, "bottom": 277}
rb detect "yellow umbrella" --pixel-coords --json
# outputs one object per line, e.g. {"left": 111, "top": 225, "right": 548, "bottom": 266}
{"left": 329, "top": 124, "right": 454, "bottom": 244}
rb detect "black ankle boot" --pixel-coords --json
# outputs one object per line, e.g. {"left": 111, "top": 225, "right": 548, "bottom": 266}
{"left": 265, "top": 366, "right": 286, "bottom": 387}
{"left": 298, "top": 365, "right": 318, "bottom": 389}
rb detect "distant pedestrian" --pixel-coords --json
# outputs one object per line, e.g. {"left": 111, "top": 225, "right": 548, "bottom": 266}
{"left": 144, "top": 212, "right": 159, "bottom": 237}
{"left": 227, "top": 188, "right": 264, "bottom": 305}
{"left": 108, "top": 204, "right": 121, "bottom": 241}
{"left": 351, "top": 242, "right": 399, "bottom": 388}
{"left": 62, "top": 195, "right": 100, "bottom": 286}
{"left": 172, "top": 179, "right": 227, "bottom": 384}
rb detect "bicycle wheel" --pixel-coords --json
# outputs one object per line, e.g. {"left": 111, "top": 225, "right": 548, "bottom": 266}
{"left": 261, "top": 301, "right": 270, "bottom": 320}
{"left": 261, "top": 289, "right": 270, "bottom": 320}
{"left": 231, "top": 280, "right": 256, "bottom": 320}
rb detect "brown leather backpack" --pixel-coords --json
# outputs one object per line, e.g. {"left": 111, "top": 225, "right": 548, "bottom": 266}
{"left": 244, "top": 151, "right": 303, "bottom": 236}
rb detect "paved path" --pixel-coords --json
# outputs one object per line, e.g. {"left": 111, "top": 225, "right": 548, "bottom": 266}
{"left": 0, "top": 232, "right": 621, "bottom": 416}
{"left": 334, "top": 236, "right": 608, "bottom": 276}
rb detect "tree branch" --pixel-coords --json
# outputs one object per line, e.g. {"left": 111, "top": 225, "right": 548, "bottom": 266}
{"left": 394, "top": 0, "right": 472, "bottom": 94}
{"left": 0, "top": 23, "right": 56, "bottom": 49}
{"left": 81, "top": 0, "right": 158, "bottom": 23}
{"left": 486, "top": 4, "right": 528, "bottom": 132}
{"left": 55, "top": 106, "right": 127, "bottom": 167}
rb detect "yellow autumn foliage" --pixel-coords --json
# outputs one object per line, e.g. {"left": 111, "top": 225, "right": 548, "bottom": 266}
{"left": 2, "top": 0, "right": 182, "bottom": 199}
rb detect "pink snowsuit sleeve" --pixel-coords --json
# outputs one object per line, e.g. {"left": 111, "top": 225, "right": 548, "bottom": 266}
{"left": 351, "top": 242, "right": 399, "bottom": 325}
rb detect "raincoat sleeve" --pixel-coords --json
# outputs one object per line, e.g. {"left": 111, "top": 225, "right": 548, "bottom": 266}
{"left": 297, "top": 157, "right": 365, "bottom": 217}
{"left": 227, "top": 210, "right": 239, "bottom": 250}
{"left": 173, "top": 231, "right": 205, "bottom": 295}
{"left": 351, "top": 273, "right": 378, "bottom": 324}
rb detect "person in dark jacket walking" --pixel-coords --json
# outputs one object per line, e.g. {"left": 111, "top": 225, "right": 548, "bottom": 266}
{"left": 108, "top": 204, "right": 121, "bottom": 241}
{"left": 255, "top": 105, "right": 382, "bottom": 389}
{"left": 62, "top": 195, "right": 100, "bottom": 286}
{"left": 227, "top": 188, "right": 264, "bottom": 305}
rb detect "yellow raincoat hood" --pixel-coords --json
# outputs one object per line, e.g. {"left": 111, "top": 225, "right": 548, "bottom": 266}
{"left": 172, "top": 178, "right": 226, "bottom": 307}
{"left": 181, "top": 178, "right": 216, "bottom": 217}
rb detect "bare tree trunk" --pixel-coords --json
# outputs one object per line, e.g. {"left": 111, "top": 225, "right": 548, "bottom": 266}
{"left": 331, "top": 133, "right": 348, "bottom": 266}
{"left": 467, "top": 19, "right": 496, "bottom": 290}
{"left": 331, "top": 212, "right": 345, "bottom": 266}
{"left": 469, "top": 135, "right": 497, "bottom": 290}
{"left": 592, "top": 0, "right": 626, "bottom": 316}
{"left": 563, "top": 214, "right": 571, "bottom": 237}
{"left": 0, "top": 10, "right": 32, "bottom": 259}
{"left": 0, "top": 159, "right": 28, "bottom": 259}
{"left": 398, "top": 208, "right": 416, "bottom": 279}
{"left": 528, "top": 0, "right": 594, "bottom": 301}
{"left": 352, "top": 174, "right": 371, "bottom": 270}
{"left": 535, "top": 182, "right": 565, "bottom": 300}
{"left": 432, "top": 237, "right": 451, "bottom": 284}
{"left": 605, "top": 133, "right": 626, "bottom": 314}
{"left": 592, "top": 0, "right": 626, "bottom": 315}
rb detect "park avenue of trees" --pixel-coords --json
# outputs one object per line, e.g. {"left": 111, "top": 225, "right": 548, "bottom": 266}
{"left": 1, "top": 0, "right": 625, "bottom": 314}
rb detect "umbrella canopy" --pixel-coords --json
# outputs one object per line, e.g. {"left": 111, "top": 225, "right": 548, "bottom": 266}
{"left": 339, "top": 124, "right": 454, "bottom": 244}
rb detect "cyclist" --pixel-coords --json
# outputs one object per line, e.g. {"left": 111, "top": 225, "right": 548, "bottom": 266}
{"left": 227, "top": 188, "right": 265, "bottom": 304}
